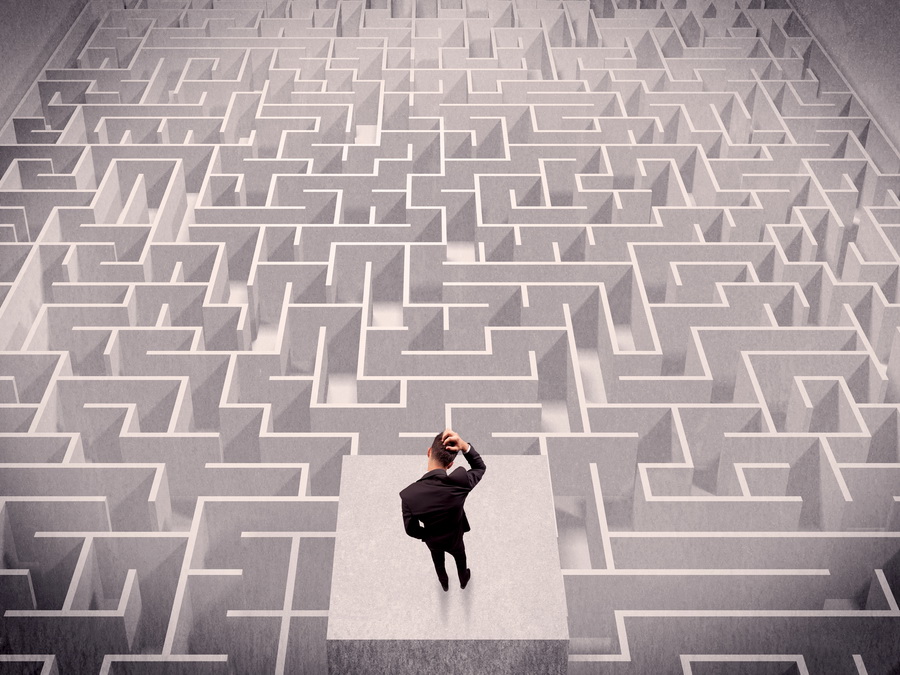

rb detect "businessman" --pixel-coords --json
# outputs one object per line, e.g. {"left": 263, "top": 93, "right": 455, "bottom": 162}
{"left": 399, "top": 429, "right": 486, "bottom": 591}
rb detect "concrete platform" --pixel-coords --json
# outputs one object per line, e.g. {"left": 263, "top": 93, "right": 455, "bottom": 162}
{"left": 326, "top": 454, "right": 569, "bottom": 674}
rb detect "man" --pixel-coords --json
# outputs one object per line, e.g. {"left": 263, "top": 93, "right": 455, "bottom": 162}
{"left": 399, "top": 429, "right": 486, "bottom": 592}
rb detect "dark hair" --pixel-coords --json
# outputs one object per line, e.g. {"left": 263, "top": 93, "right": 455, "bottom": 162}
{"left": 430, "top": 432, "right": 458, "bottom": 468}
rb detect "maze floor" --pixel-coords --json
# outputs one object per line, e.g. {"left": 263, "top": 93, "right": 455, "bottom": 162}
{"left": 1, "top": 0, "right": 899, "bottom": 672}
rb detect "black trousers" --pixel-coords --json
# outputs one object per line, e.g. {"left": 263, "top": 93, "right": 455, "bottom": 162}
{"left": 426, "top": 535, "right": 467, "bottom": 584}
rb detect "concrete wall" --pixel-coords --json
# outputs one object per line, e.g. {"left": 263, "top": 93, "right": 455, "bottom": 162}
{"left": 0, "top": 0, "right": 89, "bottom": 128}
{"left": 789, "top": 0, "right": 900, "bottom": 151}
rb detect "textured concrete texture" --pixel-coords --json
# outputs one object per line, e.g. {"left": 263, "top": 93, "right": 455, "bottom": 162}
{"left": 327, "top": 639, "right": 569, "bottom": 675}
{"left": 1, "top": 0, "right": 900, "bottom": 672}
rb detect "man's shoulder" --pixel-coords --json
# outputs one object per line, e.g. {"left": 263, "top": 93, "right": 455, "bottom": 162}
{"left": 447, "top": 466, "right": 470, "bottom": 483}
{"left": 399, "top": 480, "right": 424, "bottom": 499}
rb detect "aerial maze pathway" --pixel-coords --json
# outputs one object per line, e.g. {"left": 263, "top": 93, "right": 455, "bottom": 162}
{"left": 0, "top": 0, "right": 899, "bottom": 672}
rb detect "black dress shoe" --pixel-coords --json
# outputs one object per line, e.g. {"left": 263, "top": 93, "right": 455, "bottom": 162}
{"left": 440, "top": 577, "right": 449, "bottom": 592}
{"left": 460, "top": 568, "right": 471, "bottom": 589}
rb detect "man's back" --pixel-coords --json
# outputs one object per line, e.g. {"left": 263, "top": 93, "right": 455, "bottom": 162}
{"left": 400, "top": 445, "right": 486, "bottom": 548}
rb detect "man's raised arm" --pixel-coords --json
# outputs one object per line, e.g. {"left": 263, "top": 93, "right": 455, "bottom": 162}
{"left": 461, "top": 444, "right": 486, "bottom": 489}
{"left": 443, "top": 429, "right": 485, "bottom": 489}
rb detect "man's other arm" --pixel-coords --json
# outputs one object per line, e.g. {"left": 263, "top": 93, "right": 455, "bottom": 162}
{"left": 401, "top": 498, "right": 426, "bottom": 539}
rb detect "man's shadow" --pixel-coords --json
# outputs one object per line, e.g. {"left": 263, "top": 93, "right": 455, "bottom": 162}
{"left": 439, "top": 578, "right": 450, "bottom": 621}
{"left": 460, "top": 569, "right": 473, "bottom": 624}
{"left": 431, "top": 558, "right": 473, "bottom": 624}
{"left": 434, "top": 578, "right": 474, "bottom": 624}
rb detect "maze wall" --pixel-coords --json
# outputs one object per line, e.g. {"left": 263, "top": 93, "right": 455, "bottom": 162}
{"left": 1, "top": 0, "right": 900, "bottom": 672}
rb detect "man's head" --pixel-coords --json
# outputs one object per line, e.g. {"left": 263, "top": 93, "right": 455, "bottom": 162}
{"left": 427, "top": 431, "right": 458, "bottom": 469}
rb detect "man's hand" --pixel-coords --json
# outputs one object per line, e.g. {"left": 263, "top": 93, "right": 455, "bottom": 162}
{"left": 442, "top": 429, "right": 469, "bottom": 453}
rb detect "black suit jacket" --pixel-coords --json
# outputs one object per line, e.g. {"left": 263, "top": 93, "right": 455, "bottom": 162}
{"left": 399, "top": 445, "right": 486, "bottom": 549}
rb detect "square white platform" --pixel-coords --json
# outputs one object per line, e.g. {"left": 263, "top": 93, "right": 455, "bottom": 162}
{"left": 327, "top": 453, "right": 569, "bottom": 674}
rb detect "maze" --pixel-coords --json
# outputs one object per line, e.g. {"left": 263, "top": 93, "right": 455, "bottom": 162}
{"left": 1, "top": 0, "right": 900, "bottom": 672}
